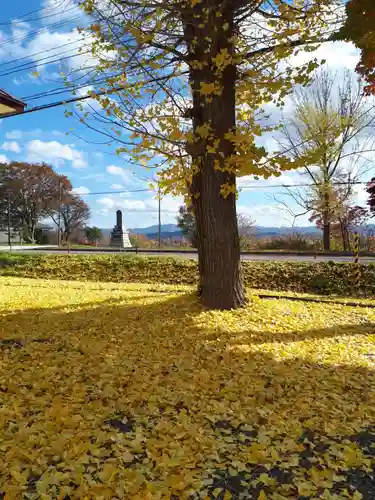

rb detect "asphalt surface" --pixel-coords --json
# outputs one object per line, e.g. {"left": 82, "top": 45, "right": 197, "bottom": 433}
{"left": 4, "top": 248, "right": 375, "bottom": 264}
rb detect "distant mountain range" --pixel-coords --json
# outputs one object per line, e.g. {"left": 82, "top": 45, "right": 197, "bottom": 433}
{"left": 129, "top": 224, "right": 179, "bottom": 235}
{"left": 101, "top": 224, "right": 375, "bottom": 240}
{"left": 129, "top": 224, "right": 324, "bottom": 236}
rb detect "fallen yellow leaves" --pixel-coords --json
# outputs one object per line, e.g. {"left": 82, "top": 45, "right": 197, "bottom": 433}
{"left": 0, "top": 277, "right": 374, "bottom": 499}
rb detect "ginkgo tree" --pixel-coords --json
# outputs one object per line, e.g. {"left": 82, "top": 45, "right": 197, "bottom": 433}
{"left": 277, "top": 70, "right": 375, "bottom": 251}
{"left": 75, "top": 0, "right": 343, "bottom": 309}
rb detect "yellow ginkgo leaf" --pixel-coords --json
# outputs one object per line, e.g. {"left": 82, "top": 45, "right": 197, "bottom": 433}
{"left": 258, "top": 490, "right": 268, "bottom": 500}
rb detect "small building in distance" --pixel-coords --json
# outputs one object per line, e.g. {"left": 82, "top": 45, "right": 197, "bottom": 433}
{"left": 0, "top": 89, "right": 26, "bottom": 116}
{"left": 0, "top": 223, "right": 54, "bottom": 245}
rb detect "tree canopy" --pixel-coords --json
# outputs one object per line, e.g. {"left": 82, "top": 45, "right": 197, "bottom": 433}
{"left": 76, "top": 0, "right": 343, "bottom": 308}
{"left": 0, "top": 162, "right": 71, "bottom": 243}
{"left": 177, "top": 205, "right": 197, "bottom": 247}
{"left": 85, "top": 226, "right": 103, "bottom": 244}
{"left": 278, "top": 70, "right": 375, "bottom": 250}
{"left": 48, "top": 195, "right": 91, "bottom": 244}
{"left": 0, "top": 162, "right": 89, "bottom": 244}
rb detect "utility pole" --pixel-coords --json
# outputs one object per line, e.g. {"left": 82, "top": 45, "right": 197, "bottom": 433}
{"left": 158, "top": 182, "right": 161, "bottom": 248}
{"left": 7, "top": 194, "right": 11, "bottom": 249}
{"left": 57, "top": 180, "right": 62, "bottom": 247}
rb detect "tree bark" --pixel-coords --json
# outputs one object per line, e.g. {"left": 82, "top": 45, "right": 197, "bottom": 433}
{"left": 323, "top": 219, "right": 330, "bottom": 251}
{"left": 340, "top": 219, "right": 350, "bottom": 252}
{"left": 323, "top": 182, "right": 330, "bottom": 251}
{"left": 192, "top": 171, "right": 245, "bottom": 310}
{"left": 183, "top": 2, "right": 245, "bottom": 309}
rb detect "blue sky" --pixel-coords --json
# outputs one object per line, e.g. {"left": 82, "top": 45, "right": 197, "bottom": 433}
{"left": 0, "top": 0, "right": 372, "bottom": 229}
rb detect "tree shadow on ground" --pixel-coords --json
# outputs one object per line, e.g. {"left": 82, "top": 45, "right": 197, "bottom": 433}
{"left": 0, "top": 293, "right": 374, "bottom": 498}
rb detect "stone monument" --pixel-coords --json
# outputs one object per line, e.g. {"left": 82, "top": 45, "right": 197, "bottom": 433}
{"left": 110, "top": 209, "right": 132, "bottom": 248}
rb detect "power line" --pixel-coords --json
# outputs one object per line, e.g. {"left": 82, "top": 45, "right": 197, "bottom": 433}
{"left": 0, "top": 48, "right": 91, "bottom": 78}
{"left": 0, "top": 15, "right": 84, "bottom": 51}
{"left": 75, "top": 180, "right": 370, "bottom": 198}
{"left": 0, "top": 39, "right": 86, "bottom": 70}
{"left": 82, "top": 188, "right": 151, "bottom": 196}
{"left": 0, "top": 0, "right": 71, "bottom": 25}
{"left": 240, "top": 181, "right": 368, "bottom": 189}
{"left": 0, "top": 4, "right": 79, "bottom": 27}
{"left": 0, "top": 95, "right": 372, "bottom": 191}
{"left": 0, "top": 80, "right": 373, "bottom": 193}
{"left": 21, "top": 73, "right": 120, "bottom": 102}
{"left": 0, "top": 8, "right": 114, "bottom": 80}
{"left": 0, "top": 86, "right": 124, "bottom": 119}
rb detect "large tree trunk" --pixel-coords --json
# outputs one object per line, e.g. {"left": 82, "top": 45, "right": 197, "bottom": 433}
{"left": 183, "top": 2, "right": 245, "bottom": 309}
{"left": 192, "top": 170, "right": 244, "bottom": 310}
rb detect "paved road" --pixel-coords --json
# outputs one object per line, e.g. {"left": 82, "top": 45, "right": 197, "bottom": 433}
{"left": 4, "top": 248, "right": 375, "bottom": 264}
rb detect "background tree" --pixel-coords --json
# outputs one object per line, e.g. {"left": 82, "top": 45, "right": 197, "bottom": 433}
{"left": 237, "top": 214, "right": 255, "bottom": 250}
{"left": 310, "top": 191, "right": 368, "bottom": 251}
{"left": 0, "top": 163, "right": 13, "bottom": 240}
{"left": 177, "top": 204, "right": 255, "bottom": 250}
{"left": 176, "top": 205, "right": 197, "bottom": 248}
{"left": 129, "top": 233, "right": 158, "bottom": 249}
{"left": 75, "top": 0, "right": 342, "bottom": 308}
{"left": 48, "top": 195, "right": 91, "bottom": 244}
{"left": 237, "top": 214, "right": 255, "bottom": 239}
{"left": 85, "top": 226, "right": 103, "bottom": 245}
{"left": 367, "top": 178, "right": 375, "bottom": 217}
{"left": 335, "top": 205, "right": 368, "bottom": 251}
{"left": 0, "top": 162, "right": 71, "bottom": 243}
{"left": 278, "top": 70, "right": 375, "bottom": 250}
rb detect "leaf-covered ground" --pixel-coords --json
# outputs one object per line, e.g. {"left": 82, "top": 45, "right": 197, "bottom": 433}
{"left": 0, "top": 277, "right": 375, "bottom": 499}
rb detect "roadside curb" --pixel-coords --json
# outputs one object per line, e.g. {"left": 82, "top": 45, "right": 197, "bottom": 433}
{"left": 257, "top": 293, "right": 375, "bottom": 308}
{"left": 12, "top": 247, "right": 375, "bottom": 258}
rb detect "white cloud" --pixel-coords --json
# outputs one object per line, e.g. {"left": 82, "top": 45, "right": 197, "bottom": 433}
{"left": 145, "top": 195, "right": 183, "bottom": 214}
{"left": 26, "top": 140, "right": 88, "bottom": 169}
{"left": 5, "top": 130, "right": 22, "bottom": 140}
{"left": 1, "top": 141, "right": 21, "bottom": 153}
{"left": 237, "top": 202, "right": 311, "bottom": 227}
{"left": 106, "top": 165, "right": 132, "bottom": 182}
{"left": 10, "top": 19, "right": 30, "bottom": 40}
{"left": 98, "top": 197, "right": 148, "bottom": 211}
{"left": 354, "top": 183, "right": 371, "bottom": 207}
{"left": 97, "top": 193, "right": 182, "bottom": 214}
{"left": 12, "top": 76, "right": 28, "bottom": 86}
{"left": 27, "top": 29, "right": 95, "bottom": 73}
{"left": 97, "top": 208, "right": 109, "bottom": 216}
{"left": 111, "top": 184, "right": 123, "bottom": 190}
{"left": 98, "top": 197, "right": 115, "bottom": 209}
{"left": 40, "top": 0, "right": 83, "bottom": 24}
{"left": 106, "top": 165, "right": 148, "bottom": 187}
{"left": 0, "top": 17, "right": 105, "bottom": 83}
{"left": 96, "top": 193, "right": 182, "bottom": 228}
{"left": 81, "top": 172, "right": 105, "bottom": 181}
{"left": 72, "top": 186, "right": 90, "bottom": 195}
{"left": 290, "top": 42, "right": 360, "bottom": 71}
{"left": 0, "top": 154, "right": 9, "bottom": 163}
{"left": 237, "top": 170, "right": 301, "bottom": 189}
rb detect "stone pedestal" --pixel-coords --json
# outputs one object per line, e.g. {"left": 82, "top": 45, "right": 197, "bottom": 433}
{"left": 110, "top": 210, "right": 132, "bottom": 248}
